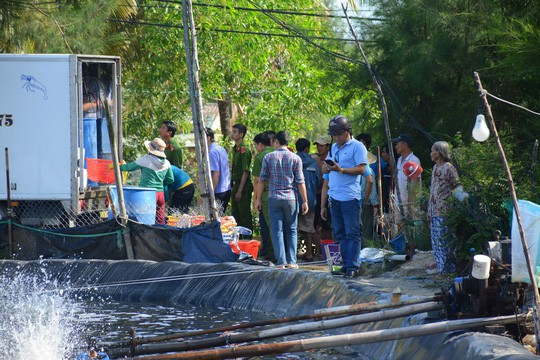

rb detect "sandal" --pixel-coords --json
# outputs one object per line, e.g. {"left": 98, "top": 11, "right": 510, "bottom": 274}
{"left": 286, "top": 264, "right": 299, "bottom": 269}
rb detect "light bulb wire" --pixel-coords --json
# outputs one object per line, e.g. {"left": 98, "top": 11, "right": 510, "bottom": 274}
{"left": 486, "top": 92, "right": 540, "bottom": 116}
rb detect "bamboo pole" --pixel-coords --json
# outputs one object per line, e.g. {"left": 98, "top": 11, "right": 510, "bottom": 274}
{"left": 181, "top": 0, "right": 219, "bottom": 221}
{"left": 114, "top": 296, "right": 438, "bottom": 350}
{"left": 474, "top": 71, "right": 540, "bottom": 354}
{"left": 115, "top": 301, "right": 443, "bottom": 357}
{"left": 376, "top": 146, "right": 386, "bottom": 241}
{"left": 342, "top": 5, "right": 404, "bottom": 220}
{"left": 129, "top": 314, "right": 526, "bottom": 360}
{"left": 4, "top": 147, "right": 13, "bottom": 258}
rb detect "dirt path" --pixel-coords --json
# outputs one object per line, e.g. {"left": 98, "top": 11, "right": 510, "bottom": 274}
{"left": 301, "top": 251, "right": 454, "bottom": 298}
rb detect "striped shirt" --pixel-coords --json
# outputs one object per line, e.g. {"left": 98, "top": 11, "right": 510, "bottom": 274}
{"left": 260, "top": 148, "right": 305, "bottom": 201}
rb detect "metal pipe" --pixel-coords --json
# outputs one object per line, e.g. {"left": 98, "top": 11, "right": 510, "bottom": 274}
{"left": 387, "top": 254, "right": 410, "bottom": 262}
{"left": 104, "top": 100, "right": 128, "bottom": 225}
{"left": 130, "top": 313, "right": 526, "bottom": 360}
{"left": 116, "top": 296, "right": 439, "bottom": 350}
{"left": 313, "top": 296, "right": 435, "bottom": 314}
{"left": 104, "top": 100, "right": 133, "bottom": 259}
{"left": 4, "top": 147, "right": 13, "bottom": 258}
{"left": 116, "top": 301, "right": 443, "bottom": 357}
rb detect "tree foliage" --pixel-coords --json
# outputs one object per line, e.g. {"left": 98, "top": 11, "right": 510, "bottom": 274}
{"left": 355, "top": 0, "right": 539, "bottom": 162}
{"left": 0, "top": 0, "right": 136, "bottom": 54}
{"left": 121, "top": 0, "right": 371, "bottom": 156}
{"left": 345, "top": 0, "right": 539, "bottom": 260}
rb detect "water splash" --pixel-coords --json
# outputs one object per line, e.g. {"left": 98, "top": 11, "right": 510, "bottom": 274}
{"left": 0, "top": 267, "right": 84, "bottom": 360}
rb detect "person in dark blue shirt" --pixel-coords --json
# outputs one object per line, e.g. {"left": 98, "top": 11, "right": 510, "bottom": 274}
{"left": 165, "top": 165, "right": 195, "bottom": 214}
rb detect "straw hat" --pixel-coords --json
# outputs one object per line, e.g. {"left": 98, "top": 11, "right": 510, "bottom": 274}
{"left": 144, "top": 138, "right": 167, "bottom": 158}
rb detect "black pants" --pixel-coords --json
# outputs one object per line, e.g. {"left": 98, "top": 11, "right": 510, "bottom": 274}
{"left": 171, "top": 183, "right": 195, "bottom": 213}
{"left": 215, "top": 189, "right": 231, "bottom": 215}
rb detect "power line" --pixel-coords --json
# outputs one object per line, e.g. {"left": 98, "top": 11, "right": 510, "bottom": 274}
{"left": 108, "top": 18, "right": 367, "bottom": 43}
{"left": 486, "top": 92, "right": 540, "bottom": 116}
{"left": 242, "top": 0, "right": 363, "bottom": 65}
{"left": 239, "top": 0, "right": 438, "bottom": 146}
{"left": 154, "top": 0, "right": 385, "bottom": 21}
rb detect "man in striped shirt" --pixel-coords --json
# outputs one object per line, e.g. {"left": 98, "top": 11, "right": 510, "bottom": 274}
{"left": 254, "top": 131, "right": 309, "bottom": 268}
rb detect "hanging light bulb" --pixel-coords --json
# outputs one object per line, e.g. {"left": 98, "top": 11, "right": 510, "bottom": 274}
{"left": 472, "top": 114, "right": 490, "bottom": 142}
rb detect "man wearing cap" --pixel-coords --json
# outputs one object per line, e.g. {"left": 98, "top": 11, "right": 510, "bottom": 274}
{"left": 206, "top": 128, "right": 231, "bottom": 214}
{"left": 230, "top": 123, "right": 253, "bottom": 232}
{"left": 392, "top": 133, "right": 421, "bottom": 218}
{"left": 119, "top": 138, "right": 174, "bottom": 224}
{"left": 321, "top": 115, "right": 368, "bottom": 278}
{"left": 312, "top": 135, "right": 332, "bottom": 242}
{"left": 159, "top": 121, "right": 183, "bottom": 169}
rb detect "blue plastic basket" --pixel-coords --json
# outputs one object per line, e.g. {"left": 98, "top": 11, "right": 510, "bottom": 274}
{"left": 389, "top": 233, "right": 406, "bottom": 255}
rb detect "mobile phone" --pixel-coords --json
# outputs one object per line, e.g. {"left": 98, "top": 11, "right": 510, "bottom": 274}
{"left": 324, "top": 159, "right": 335, "bottom": 166}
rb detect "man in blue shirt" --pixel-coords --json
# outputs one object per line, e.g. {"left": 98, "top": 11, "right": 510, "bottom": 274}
{"left": 207, "top": 128, "right": 231, "bottom": 214}
{"left": 321, "top": 115, "right": 368, "bottom": 278}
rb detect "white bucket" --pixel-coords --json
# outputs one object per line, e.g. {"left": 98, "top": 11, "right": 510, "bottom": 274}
{"left": 472, "top": 254, "right": 491, "bottom": 280}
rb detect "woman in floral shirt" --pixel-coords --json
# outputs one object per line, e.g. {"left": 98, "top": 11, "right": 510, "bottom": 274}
{"left": 428, "top": 141, "right": 459, "bottom": 273}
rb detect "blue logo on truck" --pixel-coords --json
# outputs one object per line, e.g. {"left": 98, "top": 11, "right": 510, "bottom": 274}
{"left": 20, "top": 74, "right": 48, "bottom": 100}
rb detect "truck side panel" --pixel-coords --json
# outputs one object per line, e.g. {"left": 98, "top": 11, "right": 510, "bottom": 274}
{"left": 0, "top": 55, "right": 72, "bottom": 200}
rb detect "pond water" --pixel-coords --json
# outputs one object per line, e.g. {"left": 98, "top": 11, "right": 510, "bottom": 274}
{"left": 0, "top": 272, "right": 357, "bottom": 359}
{"left": 80, "top": 301, "right": 358, "bottom": 359}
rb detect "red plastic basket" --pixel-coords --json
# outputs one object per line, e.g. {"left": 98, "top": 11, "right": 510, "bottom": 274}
{"left": 320, "top": 239, "right": 334, "bottom": 245}
{"left": 87, "top": 158, "right": 116, "bottom": 184}
{"left": 230, "top": 240, "right": 261, "bottom": 260}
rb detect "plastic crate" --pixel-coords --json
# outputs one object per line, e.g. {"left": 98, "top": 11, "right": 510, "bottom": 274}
{"left": 322, "top": 243, "right": 342, "bottom": 265}
{"left": 87, "top": 158, "right": 115, "bottom": 184}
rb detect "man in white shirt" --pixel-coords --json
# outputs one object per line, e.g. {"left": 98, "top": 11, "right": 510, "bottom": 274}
{"left": 392, "top": 133, "right": 421, "bottom": 218}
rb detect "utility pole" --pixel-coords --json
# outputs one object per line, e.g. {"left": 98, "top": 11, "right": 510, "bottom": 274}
{"left": 182, "top": 0, "right": 218, "bottom": 221}
{"left": 342, "top": 5, "right": 404, "bottom": 221}
{"left": 474, "top": 71, "right": 540, "bottom": 354}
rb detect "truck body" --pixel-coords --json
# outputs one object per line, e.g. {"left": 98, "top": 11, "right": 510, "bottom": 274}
{"left": 0, "top": 54, "right": 123, "bottom": 226}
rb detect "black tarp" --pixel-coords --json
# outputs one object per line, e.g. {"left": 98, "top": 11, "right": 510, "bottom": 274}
{"left": 0, "top": 219, "right": 238, "bottom": 263}
{"left": 0, "top": 260, "right": 536, "bottom": 359}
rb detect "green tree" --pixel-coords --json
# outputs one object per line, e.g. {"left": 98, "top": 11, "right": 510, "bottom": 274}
{"left": 0, "top": 0, "right": 136, "bottom": 54}
{"left": 121, "top": 0, "right": 372, "bottom": 157}
{"left": 353, "top": 0, "right": 539, "bottom": 162}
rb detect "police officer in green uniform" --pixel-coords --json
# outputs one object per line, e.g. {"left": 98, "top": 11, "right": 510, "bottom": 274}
{"left": 252, "top": 132, "right": 275, "bottom": 260}
{"left": 230, "top": 123, "right": 253, "bottom": 232}
{"left": 159, "top": 121, "right": 183, "bottom": 169}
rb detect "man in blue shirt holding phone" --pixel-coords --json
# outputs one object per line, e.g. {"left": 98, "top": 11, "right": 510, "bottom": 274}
{"left": 321, "top": 115, "right": 368, "bottom": 278}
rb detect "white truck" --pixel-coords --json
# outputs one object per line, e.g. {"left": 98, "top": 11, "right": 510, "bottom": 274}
{"left": 0, "top": 54, "right": 123, "bottom": 226}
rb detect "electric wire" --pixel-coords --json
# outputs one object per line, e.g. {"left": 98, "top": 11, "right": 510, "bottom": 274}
{"left": 154, "top": 0, "right": 384, "bottom": 21}
{"left": 108, "top": 18, "right": 362, "bottom": 42}
{"left": 486, "top": 92, "right": 540, "bottom": 116}
{"left": 242, "top": 0, "right": 363, "bottom": 65}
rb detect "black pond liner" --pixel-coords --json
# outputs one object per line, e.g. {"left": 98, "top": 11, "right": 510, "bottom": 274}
{"left": 0, "top": 260, "right": 537, "bottom": 359}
